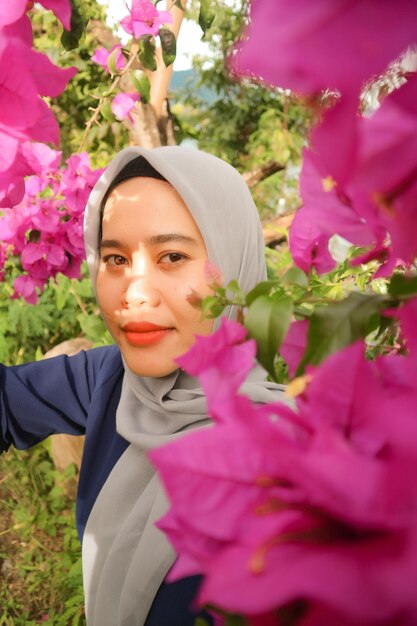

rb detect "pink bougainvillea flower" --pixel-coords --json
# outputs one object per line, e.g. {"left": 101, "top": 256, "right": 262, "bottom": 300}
{"left": 21, "top": 141, "right": 62, "bottom": 175}
{"left": 111, "top": 92, "right": 140, "bottom": 121}
{"left": 12, "top": 274, "right": 43, "bottom": 304}
{"left": 302, "top": 74, "right": 417, "bottom": 271}
{"left": 203, "top": 260, "right": 224, "bottom": 289}
{"left": 120, "top": 0, "right": 172, "bottom": 39}
{"left": 151, "top": 322, "right": 417, "bottom": 624}
{"left": 37, "top": 0, "right": 71, "bottom": 29}
{"left": 0, "top": 150, "right": 102, "bottom": 300}
{"left": 279, "top": 319, "right": 308, "bottom": 378}
{"left": 0, "top": 137, "right": 45, "bottom": 207}
{"left": 288, "top": 146, "right": 388, "bottom": 275}
{"left": 0, "top": 0, "right": 29, "bottom": 28}
{"left": 21, "top": 241, "right": 68, "bottom": 279}
{"left": 176, "top": 318, "right": 257, "bottom": 418}
{"left": 28, "top": 49, "right": 77, "bottom": 99}
{"left": 0, "top": 134, "right": 62, "bottom": 208}
{"left": 91, "top": 44, "right": 126, "bottom": 73}
{"left": 0, "top": 22, "right": 75, "bottom": 207}
{"left": 0, "top": 0, "right": 71, "bottom": 29}
{"left": 0, "top": 34, "right": 40, "bottom": 130}
{"left": 232, "top": 0, "right": 417, "bottom": 99}
{"left": 60, "top": 152, "right": 103, "bottom": 213}
{"left": 297, "top": 149, "right": 383, "bottom": 248}
{"left": 288, "top": 204, "right": 336, "bottom": 275}
{"left": 0, "top": 26, "right": 77, "bottom": 118}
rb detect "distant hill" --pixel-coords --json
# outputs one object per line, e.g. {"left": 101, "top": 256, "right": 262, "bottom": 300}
{"left": 169, "top": 68, "right": 216, "bottom": 104}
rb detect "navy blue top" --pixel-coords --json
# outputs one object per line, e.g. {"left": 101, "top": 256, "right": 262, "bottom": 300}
{"left": 0, "top": 345, "right": 212, "bottom": 626}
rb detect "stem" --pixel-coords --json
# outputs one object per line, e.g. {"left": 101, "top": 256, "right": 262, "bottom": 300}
{"left": 78, "top": 44, "right": 139, "bottom": 151}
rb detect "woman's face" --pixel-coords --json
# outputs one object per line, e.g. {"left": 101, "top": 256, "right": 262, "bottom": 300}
{"left": 96, "top": 176, "right": 214, "bottom": 377}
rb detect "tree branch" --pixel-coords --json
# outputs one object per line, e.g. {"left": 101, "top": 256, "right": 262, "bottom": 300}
{"left": 243, "top": 160, "right": 286, "bottom": 188}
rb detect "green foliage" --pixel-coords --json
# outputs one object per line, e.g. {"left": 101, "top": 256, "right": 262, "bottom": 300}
{"left": 61, "top": 0, "right": 86, "bottom": 50}
{"left": 172, "top": 0, "right": 312, "bottom": 217}
{"left": 138, "top": 35, "right": 157, "bottom": 71}
{"left": 295, "top": 292, "right": 390, "bottom": 375}
{"left": 198, "top": 0, "right": 216, "bottom": 34}
{"left": 131, "top": 71, "right": 152, "bottom": 103}
{"left": 159, "top": 28, "right": 177, "bottom": 67}
{"left": 245, "top": 294, "right": 293, "bottom": 377}
{"left": 199, "top": 241, "right": 413, "bottom": 384}
{"left": 0, "top": 263, "right": 112, "bottom": 366}
{"left": 0, "top": 444, "right": 85, "bottom": 625}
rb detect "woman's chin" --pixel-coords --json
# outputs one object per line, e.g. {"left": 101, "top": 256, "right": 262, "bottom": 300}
{"left": 122, "top": 351, "right": 179, "bottom": 378}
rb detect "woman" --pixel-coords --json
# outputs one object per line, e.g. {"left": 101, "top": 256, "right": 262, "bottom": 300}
{"left": 0, "top": 146, "right": 285, "bottom": 625}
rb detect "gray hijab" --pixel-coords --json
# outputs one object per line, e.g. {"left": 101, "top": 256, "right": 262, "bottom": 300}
{"left": 82, "top": 146, "right": 286, "bottom": 626}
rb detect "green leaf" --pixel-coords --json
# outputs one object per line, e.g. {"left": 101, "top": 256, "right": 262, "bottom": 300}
{"left": 296, "top": 292, "right": 389, "bottom": 375}
{"left": 55, "top": 282, "right": 69, "bottom": 311}
{"left": 107, "top": 47, "right": 119, "bottom": 75}
{"left": 131, "top": 71, "right": 151, "bottom": 104}
{"left": 138, "top": 35, "right": 157, "bottom": 72}
{"left": 245, "top": 280, "right": 280, "bottom": 306}
{"left": 245, "top": 295, "right": 293, "bottom": 378}
{"left": 60, "top": 0, "right": 85, "bottom": 50}
{"left": 76, "top": 313, "right": 107, "bottom": 343}
{"left": 159, "top": 28, "right": 176, "bottom": 67}
{"left": 388, "top": 272, "right": 417, "bottom": 297}
{"left": 198, "top": 0, "right": 215, "bottom": 34}
{"left": 100, "top": 98, "right": 114, "bottom": 122}
{"left": 282, "top": 266, "right": 309, "bottom": 289}
{"left": 201, "top": 295, "right": 225, "bottom": 318}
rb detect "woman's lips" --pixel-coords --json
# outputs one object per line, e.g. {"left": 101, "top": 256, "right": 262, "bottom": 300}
{"left": 122, "top": 322, "right": 173, "bottom": 347}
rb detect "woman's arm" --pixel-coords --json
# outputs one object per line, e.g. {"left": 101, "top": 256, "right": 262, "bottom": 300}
{"left": 0, "top": 345, "right": 118, "bottom": 452}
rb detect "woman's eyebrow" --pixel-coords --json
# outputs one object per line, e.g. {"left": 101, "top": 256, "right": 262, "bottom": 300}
{"left": 100, "top": 239, "right": 123, "bottom": 251}
{"left": 100, "top": 234, "right": 199, "bottom": 251}
{"left": 146, "top": 233, "right": 199, "bottom": 246}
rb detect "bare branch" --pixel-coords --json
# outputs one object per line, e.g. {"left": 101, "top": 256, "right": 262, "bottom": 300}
{"left": 243, "top": 160, "right": 285, "bottom": 188}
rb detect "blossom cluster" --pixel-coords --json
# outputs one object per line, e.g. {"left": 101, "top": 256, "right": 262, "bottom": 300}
{"left": 0, "top": 0, "right": 77, "bottom": 209}
{"left": 233, "top": 0, "right": 417, "bottom": 276}
{"left": 0, "top": 146, "right": 103, "bottom": 303}
{"left": 150, "top": 2, "right": 417, "bottom": 625}
{"left": 151, "top": 316, "right": 417, "bottom": 626}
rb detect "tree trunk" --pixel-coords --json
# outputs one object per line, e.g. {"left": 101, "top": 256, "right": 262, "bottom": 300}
{"left": 45, "top": 338, "right": 93, "bottom": 472}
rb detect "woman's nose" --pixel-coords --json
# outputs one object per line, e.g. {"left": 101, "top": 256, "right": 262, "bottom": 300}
{"left": 123, "top": 261, "right": 160, "bottom": 308}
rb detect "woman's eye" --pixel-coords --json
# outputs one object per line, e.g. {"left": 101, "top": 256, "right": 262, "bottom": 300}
{"left": 160, "top": 252, "right": 187, "bottom": 265}
{"left": 103, "top": 254, "right": 127, "bottom": 266}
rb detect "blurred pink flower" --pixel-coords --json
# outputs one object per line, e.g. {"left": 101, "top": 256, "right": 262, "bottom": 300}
{"left": 0, "top": 0, "right": 71, "bottom": 29}
{"left": 288, "top": 204, "right": 336, "bottom": 275}
{"left": 111, "top": 92, "right": 140, "bottom": 121}
{"left": 0, "top": 19, "right": 76, "bottom": 207}
{"left": 151, "top": 322, "right": 417, "bottom": 624}
{"left": 0, "top": 143, "right": 36, "bottom": 208}
{"left": 37, "top": 0, "right": 71, "bottom": 29}
{"left": 280, "top": 319, "right": 308, "bottom": 377}
{"left": 91, "top": 44, "right": 126, "bottom": 73}
{"left": 204, "top": 260, "right": 224, "bottom": 289}
{"left": 21, "top": 241, "right": 68, "bottom": 279}
{"left": 176, "top": 318, "right": 257, "bottom": 419}
{"left": 299, "top": 74, "right": 417, "bottom": 273}
{"left": 12, "top": 274, "right": 43, "bottom": 304}
{"left": 120, "top": 0, "right": 172, "bottom": 38}
{"left": 232, "top": 0, "right": 417, "bottom": 99}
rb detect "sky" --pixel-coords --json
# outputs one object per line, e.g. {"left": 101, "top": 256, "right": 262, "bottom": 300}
{"left": 96, "top": 0, "right": 210, "bottom": 71}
